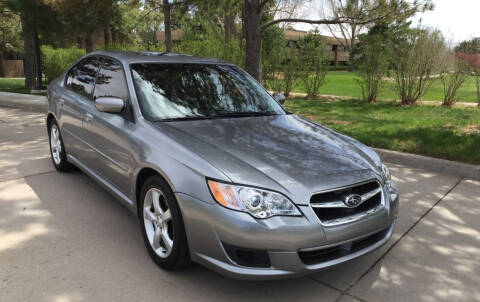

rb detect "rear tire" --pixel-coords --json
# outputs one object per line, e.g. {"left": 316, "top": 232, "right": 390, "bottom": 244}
{"left": 139, "top": 175, "right": 190, "bottom": 270}
{"left": 48, "top": 119, "right": 74, "bottom": 172}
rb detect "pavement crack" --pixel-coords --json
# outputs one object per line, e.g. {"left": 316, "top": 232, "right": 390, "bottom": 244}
{"left": 334, "top": 176, "right": 464, "bottom": 301}
{"left": 307, "top": 276, "right": 368, "bottom": 302}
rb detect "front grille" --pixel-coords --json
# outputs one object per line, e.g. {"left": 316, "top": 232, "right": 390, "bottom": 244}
{"left": 310, "top": 180, "right": 382, "bottom": 225}
{"left": 298, "top": 227, "right": 389, "bottom": 265}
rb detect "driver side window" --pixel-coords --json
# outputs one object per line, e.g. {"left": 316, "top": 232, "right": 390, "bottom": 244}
{"left": 65, "top": 57, "right": 100, "bottom": 99}
{"left": 93, "top": 57, "right": 128, "bottom": 101}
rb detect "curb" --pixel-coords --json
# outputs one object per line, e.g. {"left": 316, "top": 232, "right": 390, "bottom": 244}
{"left": 0, "top": 92, "right": 46, "bottom": 113}
{"left": 374, "top": 148, "right": 480, "bottom": 181}
{"left": 0, "top": 92, "right": 478, "bottom": 180}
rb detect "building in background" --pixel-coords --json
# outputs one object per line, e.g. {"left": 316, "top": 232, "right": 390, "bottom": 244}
{"left": 155, "top": 29, "right": 353, "bottom": 66}
{"left": 283, "top": 29, "right": 352, "bottom": 66}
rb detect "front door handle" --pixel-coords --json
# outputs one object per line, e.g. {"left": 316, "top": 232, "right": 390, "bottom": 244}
{"left": 85, "top": 113, "right": 93, "bottom": 123}
{"left": 58, "top": 99, "right": 64, "bottom": 106}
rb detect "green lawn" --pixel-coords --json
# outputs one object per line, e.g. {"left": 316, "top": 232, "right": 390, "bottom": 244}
{"left": 0, "top": 78, "right": 30, "bottom": 94}
{"left": 284, "top": 98, "right": 480, "bottom": 164}
{"left": 293, "top": 71, "right": 479, "bottom": 103}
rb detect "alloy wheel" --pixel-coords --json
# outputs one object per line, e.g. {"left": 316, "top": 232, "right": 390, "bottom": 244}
{"left": 50, "top": 124, "right": 62, "bottom": 165}
{"left": 143, "top": 188, "right": 174, "bottom": 258}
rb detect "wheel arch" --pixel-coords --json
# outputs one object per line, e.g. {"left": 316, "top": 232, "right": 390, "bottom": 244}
{"left": 46, "top": 112, "right": 56, "bottom": 130}
{"left": 135, "top": 166, "right": 177, "bottom": 217}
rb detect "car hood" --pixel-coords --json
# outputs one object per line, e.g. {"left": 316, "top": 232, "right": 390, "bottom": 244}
{"left": 155, "top": 114, "right": 382, "bottom": 204}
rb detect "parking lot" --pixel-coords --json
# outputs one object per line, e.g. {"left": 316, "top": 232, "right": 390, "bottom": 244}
{"left": 0, "top": 107, "right": 479, "bottom": 302}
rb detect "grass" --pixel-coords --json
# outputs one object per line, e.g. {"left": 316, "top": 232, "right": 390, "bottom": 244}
{"left": 293, "top": 71, "right": 479, "bottom": 103}
{"left": 0, "top": 78, "right": 30, "bottom": 94}
{"left": 284, "top": 98, "right": 480, "bottom": 164}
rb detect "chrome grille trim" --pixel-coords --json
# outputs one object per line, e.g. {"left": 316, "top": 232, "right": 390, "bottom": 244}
{"left": 309, "top": 179, "right": 385, "bottom": 226}
{"left": 311, "top": 187, "right": 382, "bottom": 209}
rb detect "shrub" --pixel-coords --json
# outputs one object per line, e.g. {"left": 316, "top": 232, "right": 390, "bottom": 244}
{"left": 41, "top": 46, "right": 85, "bottom": 83}
{"left": 352, "top": 25, "right": 393, "bottom": 103}
{"left": 297, "top": 31, "right": 331, "bottom": 97}
{"left": 392, "top": 27, "right": 445, "bottom": 105}
{"left": 263, "top": 47, "right": 300, "bottom": 97}
{"left": 262, "top": 32, "right": 301, "bottom": 97}
{"left": 439, "top": 51, "right": 470, "bottom": 106}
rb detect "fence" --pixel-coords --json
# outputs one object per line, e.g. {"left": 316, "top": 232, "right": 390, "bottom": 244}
{"left": 0, "top": 60, "right": 24, "bottom": 78}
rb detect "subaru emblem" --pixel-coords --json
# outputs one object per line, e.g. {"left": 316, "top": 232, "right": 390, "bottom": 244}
{"left": 344, "top": 194, "right": 362, "bottom": 207}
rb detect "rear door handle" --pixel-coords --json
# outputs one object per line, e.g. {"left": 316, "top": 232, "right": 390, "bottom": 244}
{"left": 58, "top": 99, "right": 64, "bottom": 106}
{"left": 85, "top": 113, "right": 93, "bottom": 123}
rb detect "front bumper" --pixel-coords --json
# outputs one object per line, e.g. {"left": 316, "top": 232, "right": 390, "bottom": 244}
{"left": 176, "top": 188, "right": 399, "bottom": 280}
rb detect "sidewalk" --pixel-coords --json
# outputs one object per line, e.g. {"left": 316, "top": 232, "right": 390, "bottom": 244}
{"left": 0, "top": 91, "right": 46, "bottom": 112}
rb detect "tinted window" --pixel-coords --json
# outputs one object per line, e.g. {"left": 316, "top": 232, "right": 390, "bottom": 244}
{"left": 66, "top": 57, "right": 100, "bottom": 98}
{"left": 131, "top": 63, "right": 284, "bottom": 121}
{"left": 94, "top": 58, "right": 128, "bottom": 101}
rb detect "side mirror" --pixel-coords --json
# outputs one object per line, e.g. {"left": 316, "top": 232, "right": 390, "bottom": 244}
{"left": 273, "top": 93, "right": 286, "bottom": 105}
{"left": 95, "top": 97, "right": 125, "bottom": 113}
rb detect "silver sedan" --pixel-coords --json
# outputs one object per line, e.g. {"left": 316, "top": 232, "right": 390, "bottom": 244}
{"left": 46, "top": 51, "right": 399, "bottom": 280}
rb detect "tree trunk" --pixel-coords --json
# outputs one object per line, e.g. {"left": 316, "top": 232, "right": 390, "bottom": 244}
{"left": 21, "top": 12, "right": 35, "bottom": 90}
{"left": 85, "top": 34, "right": 94, "bottom": 53}
{"left": 0, "top": 52, "right": 4, "bottom": 77}
{"left": 111, "top": 28, "right": 117, "bottom": 44}
{"left": 33, "top": 29, "right": 43, "bottom": 89}
{"left": 77, "top": 36, "right": 84, "bottom": 49}
{"left": 476, "top": 74, "right": 480, "bottom": 107}
{"left": 225, "top": 13, "right": 236, "bottom": 41}
{"left": 104, "top": 27, "right": 111, "bottom": 47}
{"left": 244, "top": 0, "right": 262, "bottom": 81}
{"left": 163, "top": 0, "right": 173, "bottom": 52}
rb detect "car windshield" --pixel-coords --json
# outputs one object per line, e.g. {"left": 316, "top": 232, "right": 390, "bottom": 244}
{"left": 131, "top": 63, "right": 285, "bottom": 121}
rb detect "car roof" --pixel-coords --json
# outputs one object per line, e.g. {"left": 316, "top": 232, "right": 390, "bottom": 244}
{"left": 88, "top": 50, "right": 231, "bottom": 65}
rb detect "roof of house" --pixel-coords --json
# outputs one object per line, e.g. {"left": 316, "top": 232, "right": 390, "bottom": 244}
{"left": 283, "top": 29, "right": 351, "bottom": 45}
{"left": 154, "top": 29, "right": 352, "bottom": 46}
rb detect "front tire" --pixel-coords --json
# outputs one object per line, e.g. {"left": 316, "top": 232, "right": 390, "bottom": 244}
{"left": 48, "top": 120, "right": 74, "bottom": 172}
{"left": 139, "top": 176, "right": 190, "bottom": 270}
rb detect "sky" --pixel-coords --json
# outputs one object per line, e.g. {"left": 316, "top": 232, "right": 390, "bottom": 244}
{"left": 293, "top": 0, "right": 480, "bottom": 43}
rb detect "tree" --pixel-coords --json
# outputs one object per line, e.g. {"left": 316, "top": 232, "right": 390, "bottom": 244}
{"left": 242, "top": 0, "right": 433, "bottom": 81}
{"left": 3, "top": 0, "right": 60, "bottom": 89}
{"left": 0, "top": 6, "right": 23, "bottom": 75}
{"left": 193, "top": 0, "right": 243, "bottom": 43}
{"left": 134, "top": 2, "right": 164, "bottom": 50}
{"left": 262, "top": 25, "right": 300, "bottom": 96}
{"left": 392, "top": 27, "right": 445, "bottom": 105}
{"left": 297, "top": 31, "right": 330, "bottom": 97}
{"left": 351, "top": 24, "right": 393, "bottom": 102}
{"left": 45, "top": 0, "right": 120, "bottom": 52}
{"left": 145, "top": 0, "right": 191, "bottom": 52}
{"left": 455, "top": 38, "right": 480, "bottom": 106}
{"left": 455, "top": 37, "right": 480, "bottom": 54}
{"left": 438, "top": 50, "right": 469, "bottom": 107}
{"left": 321, "top": 0, "right": 433, "bottom": 56}
{"left": 0, "top": 7, "right": 23, "bottom": 56}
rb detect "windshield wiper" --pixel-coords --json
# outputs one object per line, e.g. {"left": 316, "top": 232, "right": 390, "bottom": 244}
{"left": 155, "top": 112, "right": 281, "bottom": 122}
{"left": 155, "top": 115, "right": 213, "bottom": 122}
{"left": 211, "top": 111, "right": 281, "bottom": 118}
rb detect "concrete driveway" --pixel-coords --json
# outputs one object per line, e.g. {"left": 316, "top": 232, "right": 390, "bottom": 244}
{"left": 0, "top": 107, "right": 479, "bottom": 302}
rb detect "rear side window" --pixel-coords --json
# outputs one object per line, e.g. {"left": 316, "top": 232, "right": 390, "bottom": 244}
{"left": 94, "top": 58, "right": 128, "bottom": 101}
{"left": 66, "top": 57, "right": 100, "bottom": 99}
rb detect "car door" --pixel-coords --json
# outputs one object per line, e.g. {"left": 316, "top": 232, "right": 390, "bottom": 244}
{"left": 82, "top": 56, "right": 137, "bottom": 196}
{"left": 60, "top": 56, "right": 101, "bottom": 161}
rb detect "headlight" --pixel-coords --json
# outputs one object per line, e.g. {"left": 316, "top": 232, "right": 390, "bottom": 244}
{"left": 207, "top": 180, "right": 301, "bottom": 219}
{"left": 381, "top": 163, "right": 398, "bottom": 202}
